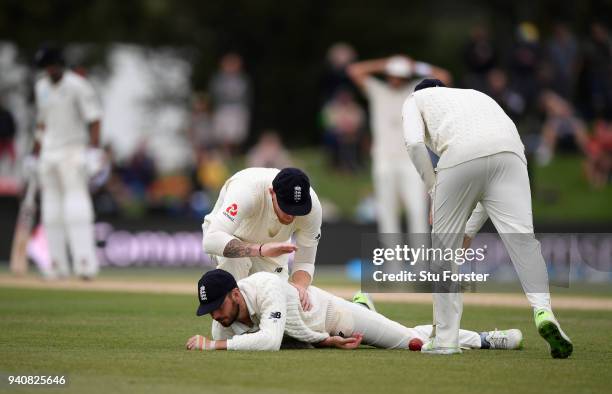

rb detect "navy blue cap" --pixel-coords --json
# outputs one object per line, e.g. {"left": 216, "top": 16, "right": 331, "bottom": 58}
{"left": 196, "top": 269, "right": 238, "bottom": 316}
{"left": 272, "top": 168, "right": 312, "bottom": 216}
{"left": 35, "top": 44, "right": 64, "bottom": 68}
{"left": 414, "top": 78, "right": 446, "bottom": 91}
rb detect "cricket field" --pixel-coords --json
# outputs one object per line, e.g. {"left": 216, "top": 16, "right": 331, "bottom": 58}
{"left": 0, "top": 269, "right": 611, "bottom": 394}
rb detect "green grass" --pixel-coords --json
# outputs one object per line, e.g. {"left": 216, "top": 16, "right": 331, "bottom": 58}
{"left": 1, "top": 287, "right": 611, "bottom": 394}
{"left": 531, "top": 154, "right": 612, "bottom": 222}
{"left": 228, "top": 149, "right": 612, "bottom": 222}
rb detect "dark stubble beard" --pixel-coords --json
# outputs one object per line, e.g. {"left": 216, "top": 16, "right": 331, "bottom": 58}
{"left": 221, "top": 298, "right": 241, "bottom": 327}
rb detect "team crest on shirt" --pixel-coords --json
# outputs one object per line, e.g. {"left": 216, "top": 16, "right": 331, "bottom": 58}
{"left": 223, "top": 203, "right": 238, "bottom": 221}
{"left": 294, "top": 186, "right": 302, "bottom": 202}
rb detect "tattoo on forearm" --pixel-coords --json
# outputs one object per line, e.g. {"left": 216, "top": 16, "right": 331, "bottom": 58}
{"left": 223, "top": 239, "right": 252, "bottom": 258}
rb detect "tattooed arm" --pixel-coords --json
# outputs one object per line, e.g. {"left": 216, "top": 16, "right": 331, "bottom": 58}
{"left": 222, "top": 239, "right": 259, "bottom": 258}
{"left": 222, "top": 239, "right": 298, "bottom": 258}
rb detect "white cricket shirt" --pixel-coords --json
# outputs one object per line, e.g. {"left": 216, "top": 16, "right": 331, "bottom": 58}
{"left": 35, "top": 71, "right": 102, "bottom": 153}
{"left": 364, "top": 77, "right": 414, "bottom": 161}
{"left": 217, "top": 272, "right": 341, "bottom": 351}
{"left": 202, "top": 168, "right": 322, "bottom": 276}
{"left": 402, "top": 87, "right": 527, "bottom": 170}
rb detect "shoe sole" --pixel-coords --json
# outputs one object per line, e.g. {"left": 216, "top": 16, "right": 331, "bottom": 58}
{"left": 421, "top": 348, "right": 462, "bottom": 355}
{"left": 538, "top": 321, "right": 573, "bottom": 359}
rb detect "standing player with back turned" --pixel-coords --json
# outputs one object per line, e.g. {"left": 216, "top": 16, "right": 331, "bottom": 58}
{"left": 33, "top": 45, "right": 104, "bottom": 280}
{"left": 401, "top": 79, "right": 573, "bottom": 358}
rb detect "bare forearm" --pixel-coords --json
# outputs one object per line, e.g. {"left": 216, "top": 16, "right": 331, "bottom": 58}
{"left": 214, "top": 340, "right": 227, "bottom": 350}
{"left": 347, "top": 58, "right": 390, "bottom": 87}
{"left": 89, "top": 120, "right": 101, "bottom": 147}
{"left": 222, "top": 239, "right": 259, "bottom": 258}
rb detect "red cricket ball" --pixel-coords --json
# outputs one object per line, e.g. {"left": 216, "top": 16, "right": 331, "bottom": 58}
{"left": 408, "top": 338, "right": 423, "bottom": 351}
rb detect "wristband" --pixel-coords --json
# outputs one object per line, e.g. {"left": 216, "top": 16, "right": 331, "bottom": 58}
{"left": 197, "top": 336, "right": 216, "bottom": 351}
{"left": 259, "top": 244, "right": 264, "bottom": 257}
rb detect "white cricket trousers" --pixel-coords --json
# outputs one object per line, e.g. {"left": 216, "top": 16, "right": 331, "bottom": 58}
{"left": 332, "top": 296, "right": 482, "bottom": 349}
{"left": 431, "top": 152, "right": 551, "bottom": 348}
{"left": 39, "top": 146, "right": 98, "bottom": 277}
{"left": 373, "top": 160, "right": 429, "bottom": 236}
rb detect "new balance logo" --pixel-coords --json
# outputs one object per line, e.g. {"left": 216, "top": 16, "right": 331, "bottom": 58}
{"left": 270, "top": 312, "right": 282, "bottom": 319}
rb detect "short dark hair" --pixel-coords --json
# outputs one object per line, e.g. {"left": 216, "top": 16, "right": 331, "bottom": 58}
{"left": 414, "top": 78, "right": 446, "bottom": 92}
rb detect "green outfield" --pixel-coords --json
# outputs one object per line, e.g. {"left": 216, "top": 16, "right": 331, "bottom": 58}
{"left": 1, "top": 286, "right": 611, "bottom": 394}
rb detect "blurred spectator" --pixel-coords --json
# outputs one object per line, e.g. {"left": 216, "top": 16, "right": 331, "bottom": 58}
{"left": 117, "top": 140, "right": 156, "bottom": 200}
{"left": 247, "top": 130, "right": 292, "bottom": 169}
{"left": 209, "top": 53, "right": 251, "bottom": 153}
{"left": 579, "top": 22, "right": 612, "bottom": 119}
{"left": 149, "top": 172, "right": 192, "bottom": 215}
{"left": 196, "top": 149, "right": 229, "bottom": 191}
{"left": 536, "top": 90, "right": 589, "bottom": 165}
{"left": 321, "top": 89, "right": 365, "bottom": 172}
{"left": 463, "top": 25, "right": 498, "bottom": 91}
{"left": 322, "top": 42, "right": 358, "bottom": 100}
{"left": 486, "top": 68, "right": 525, "bottom": 122}
{"left": 188, "top": 92, "right": 215, "bottom": 152}
{"left": 509, "top": 22, "right": 542, "bottom": 113}
{"left": 0, "top": 98, "right": 16, "bottom": 165}
{"left": 546, "top": 22, "right": 579, "bottom": 99}
{"left": 584, "top": 119, "right": 612, "bottom": 188}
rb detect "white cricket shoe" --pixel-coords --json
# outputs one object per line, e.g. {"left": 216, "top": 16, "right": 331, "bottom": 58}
{"left": 484, "top": 329, "right": 523, "bottom": 350}
{"left": 420, "top": 340, "right": 462, "bottom": 355}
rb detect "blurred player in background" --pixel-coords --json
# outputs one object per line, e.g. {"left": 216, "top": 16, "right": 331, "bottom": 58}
{"left": 347, "top": 55, "right": 451, "bottom": 239}
{"left": 186, "top": 269, "right": 523, "bottom": 351}
{"left": 402, "top": 79, "right": 573, "bottom": 358}
{"left": 33, "top": 45, "right": 105, "bottom": 280}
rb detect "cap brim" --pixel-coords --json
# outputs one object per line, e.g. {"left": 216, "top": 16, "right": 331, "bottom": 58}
{"left": 196, "top": 296, "right": 225, "bottom": 316}
{"left": 278, "top": 198, "right": 312, "bottom": 216}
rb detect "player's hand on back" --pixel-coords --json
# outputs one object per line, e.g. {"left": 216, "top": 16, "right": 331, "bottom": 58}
{"left": 260, "top": 242, "right": 297, "bottom": 258}
{"left": 290, "top": 283, "right": 312, "bottom": 311}
{"left": 324, "top": 333, "right": 363, "bottom": 350}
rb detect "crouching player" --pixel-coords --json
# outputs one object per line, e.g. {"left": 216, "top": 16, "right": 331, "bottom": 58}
{"left": 185, "top": 270, "right": 522, "bottom": 351}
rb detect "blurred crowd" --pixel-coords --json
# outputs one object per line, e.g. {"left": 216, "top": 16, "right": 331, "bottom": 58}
{"left": 459, "top": 21, "right": 612, "bottom": 189}
{"left": 318, "top": 21, "right": 612, "bottom": 190}
{"left": 0, "top": 20, "right": 610, "bottom": 222}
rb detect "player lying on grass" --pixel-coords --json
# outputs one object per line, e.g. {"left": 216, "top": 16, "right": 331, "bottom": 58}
{"left": 185, "top": 269, "right": 523, "bottom": 351}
